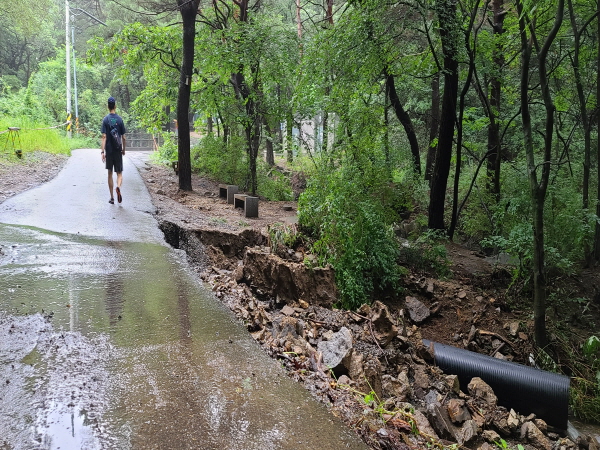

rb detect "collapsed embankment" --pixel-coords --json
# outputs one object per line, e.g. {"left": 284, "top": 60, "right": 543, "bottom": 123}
{"left": 155, "top": 217, "right": 595, "bottom": 450}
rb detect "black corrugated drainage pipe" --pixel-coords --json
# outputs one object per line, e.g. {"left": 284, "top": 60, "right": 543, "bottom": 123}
{"left": 423, "top": 340, "right": 570, "bottom": 430}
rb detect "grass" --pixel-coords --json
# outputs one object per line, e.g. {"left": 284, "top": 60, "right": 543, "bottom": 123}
{"left": 0, "top": 117, "right": 96, "bottom": 160}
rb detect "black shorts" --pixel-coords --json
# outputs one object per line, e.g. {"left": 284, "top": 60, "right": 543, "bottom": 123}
{"left": 105, "top": 151, "right": 123, "bottom": 173}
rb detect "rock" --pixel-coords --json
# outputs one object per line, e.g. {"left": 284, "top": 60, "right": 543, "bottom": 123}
{"left": 534, "top": 418, "right": 547, "bottom": 433}
{"left": 370, "top": 301, "right": 398, "bottom": 346}
{"left": 281, "top": 305, "right": 296, "bottom": 316}
{"left": 457, "top": 290, "right": 467, "bottom": 299}
{"left": 519, "top": 331, "right": 528, "bottom": 341}
{"left": 506, "top": 321, "right": 519, "bottom": 336}
{"left": 457, "top": 419, "right": 479, "bottom": 445}
{"left": 427, "top": 402, "right": 458, "bottom": 441}
{"left": 272, "top": 316, "right": 304, "bottom": 340}
{"left": 478, "top": 443, "right": 495, "bottom": 450}
{"left": 233, "top": 263, "right": 244, "bottom": 282}
{"left": 282, "top": 205, "right": 294, "bottom": 211}
{"left": 425, "top": 390, "right": 441, "bottom": 408}
{"left": 468, "top": 377, "right": 498, "bottom": 406}
{"left": 520, "top": 421, "right": 552, "bottom": 450}
{"left": 337, "top": 375, "right": 352, "bottom": 386}
{"left": 298, "top": 299, "right": 309, "bottom": 309}
{"left": 446, "top": 375, "right": 461, "bottom": 394}
{"left": 589, "top": 436, "right": 600, "bottom": 450}
{"left": 426, "top": 280, "right": 435, "bottom": 297}
{"left": 322, "top": 329, "right": 335, "bottom": 340}
{"left": 447, "top": 398, "right": 471, "bottom": 424}
{"left": 493, "top": 416, "right": 511, "bottom": 436}
{"left": 317, "top": 327, "right": 353, "bottom": 370}
{"left": 405, "top": 296, "right": 430, "bottom": 324}
{"left": 363, "top": 357, "right": 383, "bottom": 401}
{"left": 482, "top": 429, "right": 501, "bottom": 443}
{"left": 344, "top": 351, "right": 364, "bottom": 382}
{"left": 381, "top": 372, "right": 412, "bottom": 401}
{"left": 156, "top": 189, "right": 165, "bottom": 195}
{"left": 413, "top": 365, "right": 431, "bottom": 391}
{"left": 507, "top": 409, "right": 520, "bottom": 431}
{"left": 413, "top": 410, "right": 439, "bottom": 439}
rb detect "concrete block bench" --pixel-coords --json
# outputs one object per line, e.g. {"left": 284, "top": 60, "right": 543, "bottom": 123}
{"left": 234, "top": 194, "right": 259, "bottom": 218}
{"left": 219, "top": 184, "right": 238, "bottom": 204}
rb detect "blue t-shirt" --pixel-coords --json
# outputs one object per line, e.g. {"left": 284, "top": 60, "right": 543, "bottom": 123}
{"left": 101, "top": 113, "right": 126, "bottom": 153}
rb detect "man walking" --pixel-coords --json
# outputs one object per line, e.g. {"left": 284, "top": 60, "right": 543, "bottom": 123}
{"left": 101, "top": 96, "right": 127, "bottom": 204}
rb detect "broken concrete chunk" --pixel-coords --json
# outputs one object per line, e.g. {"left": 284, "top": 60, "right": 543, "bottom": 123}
{"left": 317, "top": 326, "right": 353, "bottom": 370}
{"left": 405, "top": 296, "right": 430, "bottom": 324}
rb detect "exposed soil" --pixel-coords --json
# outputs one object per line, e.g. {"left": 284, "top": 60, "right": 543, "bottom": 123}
{"left": 4, "top": 151, "right": 600, "bottom": 450}
{"left": 0, "top": 151, "right": 68, "bottom": 204}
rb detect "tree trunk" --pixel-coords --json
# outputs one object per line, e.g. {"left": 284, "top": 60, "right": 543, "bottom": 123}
{"left": 207, "top": 115, "right": 213, "bottom": 134}
{"left": 176, "top": 0, "right": 199, "bottom": 191}
{"left": 594, "top": 3, "right": 600, "bottom": 260}
{"left": 265, "top": 118, "right": 275, "bottom": 166}
{"left": 286, "top": 111, "right": 294, "bottom": 162}
{"left": 425, "top": 72, "right": 440, "bottom": 183}
{"left": 486, "top": 0, "right": 505, "bottom": 200}
{"left": 448, "top": 6, "right": 480, "bottom": 239}
{"left": 428, "top": 0, "right": 459, "bottom": 231}
{"left": 385, "top": 70, "right": 421, "bottom": 174}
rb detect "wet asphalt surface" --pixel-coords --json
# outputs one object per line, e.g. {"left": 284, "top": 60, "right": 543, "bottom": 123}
{"left": 0, "top": 149, "right": 368, "bottom": 450}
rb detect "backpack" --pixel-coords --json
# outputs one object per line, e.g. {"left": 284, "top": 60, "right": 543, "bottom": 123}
{"left": 106, "top": 116, "right": 122, "bottom": 152}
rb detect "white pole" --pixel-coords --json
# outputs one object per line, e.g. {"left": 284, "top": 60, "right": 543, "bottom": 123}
{"left": 66, "top": 0, "right": 72, "bottom": 138}
{"left": 72, "top": 24, "right": 79, "bottom": 133}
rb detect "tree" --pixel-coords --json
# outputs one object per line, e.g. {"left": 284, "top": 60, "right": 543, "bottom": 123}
{"left": 428, "top": 0, "right": 460, "bottom": 231}
{"left": 176, "top": 0, "right": 200, "bottom": 191}
{"left": 515, "top": 0, "right": 565, "bottom": 348}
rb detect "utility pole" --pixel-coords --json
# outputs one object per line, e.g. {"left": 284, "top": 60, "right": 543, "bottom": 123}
{"left": 65, "top": 0, "right": 72, "bottom": 138}
{"left": 67, "top": 5, "right": 106, "bottom": 136}
{"left": 72, "top": 25, "right": 79, "bottom": 133}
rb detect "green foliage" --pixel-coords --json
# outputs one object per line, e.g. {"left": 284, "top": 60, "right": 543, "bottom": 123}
{"left": 191, "top": 134, "right": 246, "bottom": 185}
{"left": 494, "top": 438, "right": 525, "bottom": 450}
{"left": 268, "top": 222, "right": 302, "bottom": 254}
{"left": 256, "top": 163, "right": 293, "bottom": 202}
{"left": 298, "top": 160, "right": 402, "bottom": 309}
{"left": 570, "top": 334, "right": 600, "bottom": 423}
{"left": 151, "top": 132, "right": 178, "bottom": 164}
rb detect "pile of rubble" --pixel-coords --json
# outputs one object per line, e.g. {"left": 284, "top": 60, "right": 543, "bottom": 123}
{"left": 200, "top": 257, "right": 593, "bottom": 450}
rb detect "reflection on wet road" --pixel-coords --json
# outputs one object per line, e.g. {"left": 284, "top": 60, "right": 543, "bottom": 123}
{"left": 0, "top": 150, "right": 367, "bottom": 449}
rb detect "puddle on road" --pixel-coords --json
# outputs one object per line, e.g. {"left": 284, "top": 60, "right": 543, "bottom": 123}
{"left": 0, "top": 224, "right": 367, "bottom": 450}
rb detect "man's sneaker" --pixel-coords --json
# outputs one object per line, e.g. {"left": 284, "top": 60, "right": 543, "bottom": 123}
{"left": 116, "top": 187, "right": 122, "bottom": 203}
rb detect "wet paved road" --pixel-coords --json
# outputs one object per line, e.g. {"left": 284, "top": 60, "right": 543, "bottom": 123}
{"left": 0, "top": 149, "right": 367, "bottom": 450}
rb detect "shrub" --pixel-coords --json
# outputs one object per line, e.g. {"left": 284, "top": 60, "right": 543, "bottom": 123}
{"left": 298, "top": 162, "right": 402, "bottom": 309}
